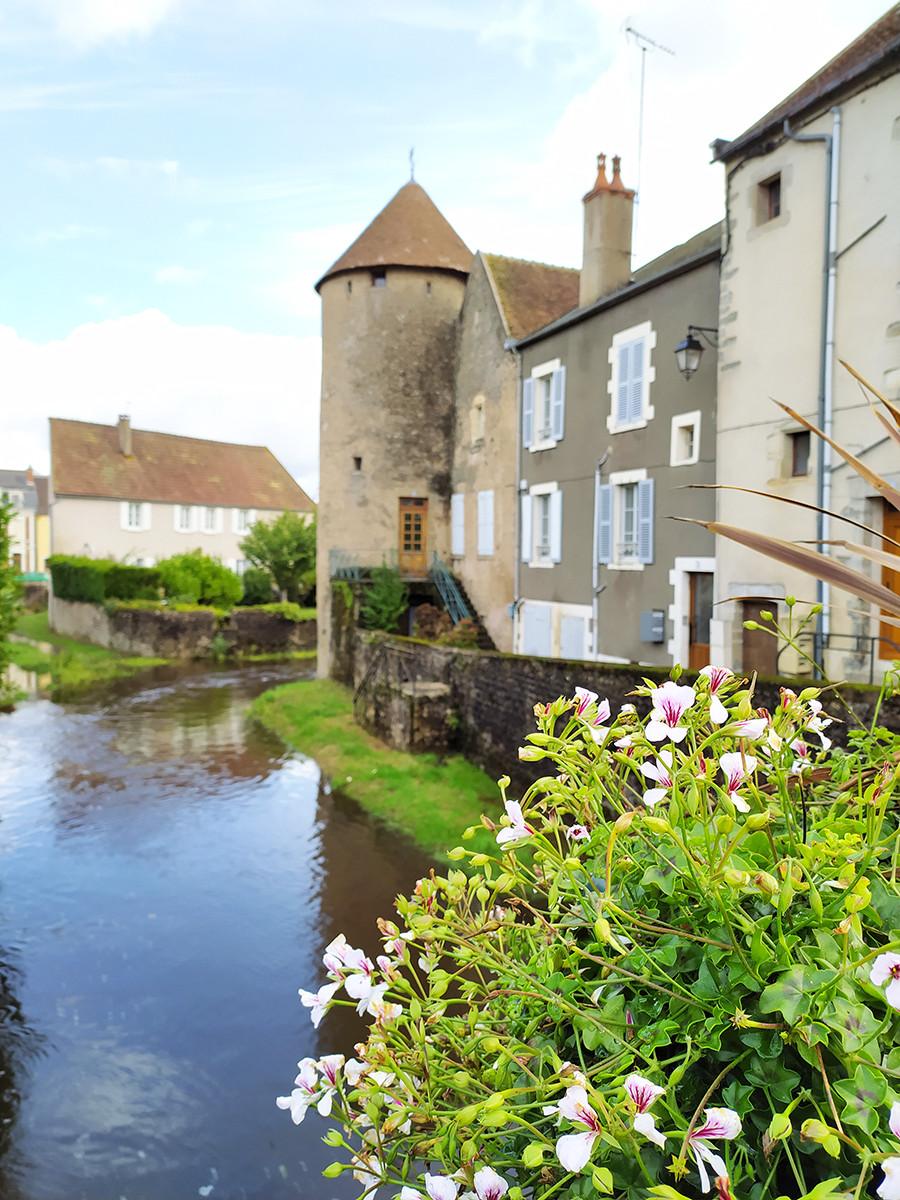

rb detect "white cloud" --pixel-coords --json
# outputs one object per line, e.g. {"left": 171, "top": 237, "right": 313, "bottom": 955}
{"left": 0, "top": 311, "right": 320, "bottom": 498}
{"left": 34, "top": 0, "right": 186, "bottom": 46}
{"left": 154, "top": 264, "right": 203, "bottom": 285}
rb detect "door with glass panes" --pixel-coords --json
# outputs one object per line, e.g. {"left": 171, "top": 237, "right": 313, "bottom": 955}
{"left": 398, "top": 497, "right": 428, "bottom": 576}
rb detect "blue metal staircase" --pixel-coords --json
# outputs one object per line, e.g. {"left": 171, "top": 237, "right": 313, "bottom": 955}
{"left": 429, "top": 554, "right": 471, "bottom": 625}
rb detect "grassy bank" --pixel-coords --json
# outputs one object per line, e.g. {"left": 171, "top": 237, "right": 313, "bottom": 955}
{"left": 250, "top": 678, "right": 498, "bottom": 856}
{"left": 10, "top": 611, "right": 167, "bottom": 694}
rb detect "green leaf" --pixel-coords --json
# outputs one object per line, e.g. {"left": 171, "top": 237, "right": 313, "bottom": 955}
{"left": 591, "top": 1167, "right": 613, "bottom": 1194}
{"left": 760, "top": 966, "right": 832, "bottom": 1023}
{"left": 833, "top": 1062, "right": 888, "bottom": 1133}
{"left": 798, "top": 1181, "right": 853, "bottom": 1200}
{"left": 824, "top": 998, "right": 880, "bottom": 1055}
{"left": 648, "top": 1189, "right": 695, "bottom": 1200}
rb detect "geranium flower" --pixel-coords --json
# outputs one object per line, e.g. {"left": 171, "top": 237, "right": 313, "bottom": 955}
{"left": 275, "top": 1057, "right": 319, "bottom": 1125}
{"left": 732, "top": 717, "right": 767, "bottom": 740}
{"left": 689, "top": 1108, "right": 741, "bottom": 1193}
{"left": 641, "top": 748, "right": 675, "bottom": 808}
{"left": 344, "top": 1057, "right": 367, "bottom": 1086}
{"left": 344, "top": 954, "right": 377, "bottom": 1014}
{"left": 298, "top": 980, "right": 340, "bottom": 1028}
{"left": 496, "top": 799, "right": 534, "bottom": 847}
{"left": 806, "top": 699, "right": 833, "bottom": 750}
{"left": 624, "top": 1073, "right": 666, "bottom": 1146}
{"left": 646, "top": 681, "right": 696, "bottom": 743}
{"left": 566, "top": 824, "right": 590, "bottom": 842}
{"left": 790, "top": 739, "right": 811, "bottom": 774}
{"left": 366, "top": 983, "right": 402, "bottom": 1023}
{"left": 719, "top": 752, "right": 756, "bottom": 812}
{"left": 555, "top": 1085, "right": 602, "bottom": 1173}
{"left": 573, "top": 687, "right": 598, "bottom": 715}
{"left": 315, "top": 1053, "right": 344, "bottom": 1116}
{"left": 461, "top": 1167, "right": 510, "bottom": 1200}
{"left": 870, "top": 952, "right": 900, "bottom": 1010}
{"left": 425, "top": 1175, "right": 460, "bottom": 1200}
{"left": 700, "top": 666, "right": 732, "bottom": 724}
{"left": 879, "top": 1160, "right": 900, "bottom": 1200}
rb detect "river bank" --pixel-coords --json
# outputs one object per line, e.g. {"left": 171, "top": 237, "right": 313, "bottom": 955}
{"left": 250, "top": 678, "right": 499, "bottom": 856}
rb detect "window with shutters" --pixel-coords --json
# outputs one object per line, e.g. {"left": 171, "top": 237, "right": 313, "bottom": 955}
{"left": 607, "top": 321, "right": 656, "bottom": 433}
{"left": 451, "top": 494, "right": 465, "bottom": 557}
{"left": 477, "top": 490, "right": 493, "bottom": 557}
{"left": 597, "top": 469, "right": 654, "bottom": 570}
{"left": 523, "top": 358, "right": 565, "bottom": 451}
{"left": 124, "top": 501, "right": 147, "bottom": 531}
{"left": 525, "top": 482, "right": 561, "bottom": 567}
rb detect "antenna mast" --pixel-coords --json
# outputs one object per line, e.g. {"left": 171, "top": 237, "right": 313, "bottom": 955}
{"left": 624, "top": 26, "right": 675, "bottom": 202}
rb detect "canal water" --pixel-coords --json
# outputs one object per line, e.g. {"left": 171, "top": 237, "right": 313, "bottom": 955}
{"left": 0, "top": 664, "right": 428, "bottom": 1200}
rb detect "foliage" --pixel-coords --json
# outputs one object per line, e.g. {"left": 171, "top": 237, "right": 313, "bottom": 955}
{"left": 276, "top": 655, "right": 900, "bottom": 1200}
{"left": 208, "top": 632, "right": 230, "bottom": 663}
{"left": 241, "top": 601, "right": 315, "bottom": 622}
{"left": 240, "top": 512, "right": 316, "bottom": 603}
{"left": 239, "top": 565, "right": 276, "bottom": 605}
{"left": 360, "top": 565, "right": 409, "bottom": 632}
{"left": 438, "top": 617, "right": 482, "bottom": 649}
{"left": 0, "top": 496, "right": 23, "bottom": 705}
{"left": 157, "top": 550, "right": 242, "bottom": 608}
{"left": 250, "top": 679, "right": 496, "bottom": 855}
{"left": 413, "top": 603, "right": 453, "bottom": 641}
{"left": 10, "top": 612, "right": 166, "bottom": 695}
{"left": 48, "top": 555, "right": 161, "bottom": 603}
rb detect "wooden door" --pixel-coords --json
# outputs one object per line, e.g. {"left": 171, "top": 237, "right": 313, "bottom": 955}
{"left": 687, "top": 572, "right": 713, "bottom": 670}
{"left": 741, "top": 599, "right": 778, "bottom": 677}
{"left": 398, "top": 497, "right": 428, "bottom": 576}
{"left": 880, "top": 503, "right": 900, "bottom": 660}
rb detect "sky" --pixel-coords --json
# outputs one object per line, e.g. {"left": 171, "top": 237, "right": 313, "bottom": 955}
{"left": 0, "top": 0, "right": 889, "bottom": 499}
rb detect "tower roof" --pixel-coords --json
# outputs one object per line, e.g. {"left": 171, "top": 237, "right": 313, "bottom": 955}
{"left": 316, "top": 181, "right": 472, "bottom": 290}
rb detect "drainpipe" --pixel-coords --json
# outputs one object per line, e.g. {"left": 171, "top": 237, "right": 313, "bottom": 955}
{"left": 783, "top": 108, "right": 841, "bottom": 666}
{"left": 508, "top": 337, "right": 522, "bottom": 652}
{"left": 591, "top": 451, "right": 610, "bottom": 659}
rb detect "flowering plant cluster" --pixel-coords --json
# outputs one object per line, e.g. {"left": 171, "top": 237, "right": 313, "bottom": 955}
{"left": 278, "top": 663, "right": 900, "bottom": 1200}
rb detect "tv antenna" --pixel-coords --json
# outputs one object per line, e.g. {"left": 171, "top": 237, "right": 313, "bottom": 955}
{"left": 409, "top": 146, "right": 415, "bottom": 182}
{"left": 625, "top": 26, "right": 675, "bottom": 201}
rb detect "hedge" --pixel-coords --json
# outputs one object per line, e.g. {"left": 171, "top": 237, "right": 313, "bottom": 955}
{"left": 48, "top": 556, "right": 161, "bottom": 603}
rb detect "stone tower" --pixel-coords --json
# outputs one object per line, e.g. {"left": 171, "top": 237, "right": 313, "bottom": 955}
{"left": 315, "top": 182, "right": 472, "bottom": 675}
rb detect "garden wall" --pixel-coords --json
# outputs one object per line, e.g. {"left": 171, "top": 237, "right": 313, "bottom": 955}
{"left": 50, "top": 596, "right": 316, "bottom": 659}
{"left": 351, "top": 630, "right": 900, "bottom": 787}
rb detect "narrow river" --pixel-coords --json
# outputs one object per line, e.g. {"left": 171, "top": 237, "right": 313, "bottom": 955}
{"left": 0, "top": 663, "right": 429, "bottom": 1200}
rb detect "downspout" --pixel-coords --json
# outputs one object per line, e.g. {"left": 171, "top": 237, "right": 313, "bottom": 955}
{"left": 592, "top": 451, "right": 610, "bottom": 659}
{"left": 783, "top": 108, "right": 840, "bottom": 664}
{"left": 508, "top": 337, "right": 522, "bottom": 652}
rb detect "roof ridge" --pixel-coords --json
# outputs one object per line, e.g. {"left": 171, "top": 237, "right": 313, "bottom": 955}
{"left": 483, "top": 251, "right": 579, "bottom": 273}
{"left": 49, "top": 416, "right": 269, "bottom": 453}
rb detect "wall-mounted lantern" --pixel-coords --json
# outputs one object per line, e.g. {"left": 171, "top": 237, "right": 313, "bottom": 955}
{"left": 675, "top": 325, "right": 719, "bottom": 380}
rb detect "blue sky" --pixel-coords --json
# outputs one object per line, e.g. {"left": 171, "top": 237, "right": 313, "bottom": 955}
{"left": 0, "top": 0, "right": 888, "bottom": 494}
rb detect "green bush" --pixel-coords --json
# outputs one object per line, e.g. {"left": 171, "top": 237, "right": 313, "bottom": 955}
{"left": 157, "top": 550, "right": 241, "bottom": 608}
{"left": 238, "top": 601, "right": 313, "bottom": 622}
{"left": 276, "top": 660, "right": 900, "bottom": 1200}
{"left": 239, "top": 566, "right": 276, "bottom": 605}
{"left": 359, "top": 565, "right": 408, "bottom": 632}
{"left": 48, "top": 555, "right": 160, "bottom": 603}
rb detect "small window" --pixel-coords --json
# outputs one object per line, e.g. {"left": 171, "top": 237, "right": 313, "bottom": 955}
{"left": 371, "top": 269, "right": 386, "bottom": 288}
{"left": 759, "top": 174, "right": 781, "bottom": 222}
{"left": 618, "top": 482, "right": 638, "bottom": 562}
{"left": 204, "top": 506, "right": 217, "bottom": 532}
{"left": 127, "top": 502, "right": 144, "bottom": 530}
{"left": 353, "top": 455, "right": 362, "bottom": 472}
{"left": 235, "top": 508, "right": 252, "bottom": 534}
{"left": 346, "top": 280, "right": 352, "bottom": 295}
{"left": 670, "top": 411, "right": 701, "bottom": 466}
{"left": 790, "top": 430, "right": 811, "bottom": 476}
{"left": 176, "top": 504, "right": 192, "bottom": 531}
{"left": 534, "top": 493, "right": 552, "bottom": 561}
{"left": 425, "top": 280, "right": 432, "bottom": 295}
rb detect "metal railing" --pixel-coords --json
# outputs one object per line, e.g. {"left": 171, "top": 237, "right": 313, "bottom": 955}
{"left": 776, "top": 629, "right": 900, "bottom": 685}
{"left": 329, "top": 548, "right": 398, "bottom": 580}
{"left": 430, "top": 554, "right": 471, "bottom": 625}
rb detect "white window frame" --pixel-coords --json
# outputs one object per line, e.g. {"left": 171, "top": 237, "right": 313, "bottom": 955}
{"left": 121, "top": 500, "right": 150, "bottom": 532}
{"left": 527, "top": 481, "right": 559, "bottom": 568}
{"left": 528, "top": 358, "right": 562, "bottom": 452}
{"left": 667, "top": 556, "right": 716, "bottom": 665}
{"left": 451, "top": 493, "right": 465, "bottom": 557}
{"left": 174, "top": 503, "right": 194, "bottom": 533}
{"left": 476, "top": 489, "right": 494, "bottom": 557}
{"left": 607, "top": 321, "right": 656, "bottom": 434}
{"left": 233, "top": 507, "right": 255, "bottom": 534}
{"left": 670, "top": 411, "right": 701, "bottom": 467}
{"left": 608, "top": 468, "right": 647, "bottom": 571}
{"left": 201, "top": 505, "right": 222, "bottom": 534}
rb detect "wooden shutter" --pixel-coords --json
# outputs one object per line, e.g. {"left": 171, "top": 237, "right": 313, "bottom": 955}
{"left": 522, "top": 378, "right": 534, "bottom": 448}
{"left": 451, "top": 494, "right": 465, "bottom": 556}
{"left": 477, "top": 490, "right": 494, "bottom": 556}
{"left": 549, "top": 489, "right": 563, "bottom": 563}
{"left": 596, "top": 483, "right": 612, "bottom": 564}
{"left": 551, "top": 366, "right": 566, "bottom": 441}
{"left": 628, "top": 339, "right": 645, "bottom": 423}
{"left": 520, "top": 493, "right": 532, "bottom": 562}
{"left": 637, "top": 477, "right": 654, "bottom": 564}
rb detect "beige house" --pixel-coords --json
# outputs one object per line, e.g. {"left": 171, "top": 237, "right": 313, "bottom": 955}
{"left": 50, "top": 416, "right": 314, "bottom": 570}
{"left": 0, "top": 468, "right": 49, "bottom": 575}
{"left": 710, "top": 8, "right": 900, "bottom": 682}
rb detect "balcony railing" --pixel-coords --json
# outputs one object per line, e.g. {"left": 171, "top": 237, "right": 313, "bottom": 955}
{"left": 329, "top": 548, "right": 398, "bottom": 580}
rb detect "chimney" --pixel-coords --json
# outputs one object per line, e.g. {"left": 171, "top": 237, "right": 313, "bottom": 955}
{"left": 579, "top": 152, "right": 635, "bottom": 307}
{"left": 117, "top": 414, "right": 133, "bottom": 456}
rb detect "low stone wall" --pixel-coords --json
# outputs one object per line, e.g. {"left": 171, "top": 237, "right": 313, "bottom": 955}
{"left": 50, "top": 596, "right": 316, "bottom": 659}
{"left": 23, "top": 582, "right": 48, "bottom": 612}
{"left": 352, "top": 630, "right": 900, "bottom": 786}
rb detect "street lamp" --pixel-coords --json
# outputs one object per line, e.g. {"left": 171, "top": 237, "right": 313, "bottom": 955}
{"left": 675, "top": 325, "right": 718, "bottom": 380}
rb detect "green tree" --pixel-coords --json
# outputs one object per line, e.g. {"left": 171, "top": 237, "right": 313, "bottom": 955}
{"left": 157, "top": 550, "right": 242, "bottom": 608}
{"left": 0, "top": 497, "right": 23, "bottom": 705}
{"left": 359, "top": 564, "right": 408, "bottom": 632}
{"left": 240, "top": 512, "right": 316, "bottom": 603}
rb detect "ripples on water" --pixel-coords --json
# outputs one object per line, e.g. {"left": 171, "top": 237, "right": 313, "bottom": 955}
{"left": 0, "top": 663, "right": 428, "bottom": 1199}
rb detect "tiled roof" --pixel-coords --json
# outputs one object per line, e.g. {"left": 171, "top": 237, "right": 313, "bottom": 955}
{"left": 50, "top": 419, "right": 315, "bottom": 512}
{"left": 632, "top": 222, "right": 722, "bottom": 284}
{"left": 482, "top": 253, "right": 581, "bottom": 340}
{"left": 316, "top": 181, "right": 472, "bottom": 289}
{"left": 713, "top": 6, "right": 900, "bottom": 161}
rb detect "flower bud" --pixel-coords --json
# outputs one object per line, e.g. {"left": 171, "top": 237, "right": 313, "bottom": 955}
{"left": 743, "top": 620, "right": 759, "bottom": 631}
{"left": 476, "top": 886, "right": 490, "bottom": 905}
{"left": 785, "top": 595, "right": 796, "bottom": 607}
{"left": 322, "top": 1163, "right": 345, "bottom": 1178}
{"left": 759, "top": 609, "right": 773, "bottom": 622}
{"left": 518, "top": 746, "right": 545, "bottom": 761}
{"left": 753, "top": 871, "right": 779, "bottom": 897}
{"left": 724, "top": 868, "right": 749, "bottom": 888}
{"left": 447, "top": 846, "right": 466, "bottom": 861}
{"left": 798, "top": 687, "right": 821, "bottom": 702}
{"left": 643, "top": 815, "right": 671, "bottom": 835}
{"left": 613, "top": 811, "right": 635, "bottom": 834}
{"left": 470, "top": 853, "right": 489, "bottom": 867}
{"left": 745, "top": 810, "right": 772, "bottom": 831}
{"left": 322, "top": 1129, "right": 344, "bottom": 1147}
{"left": 456, "top": 1104, "right": 480, "bottom": 1126}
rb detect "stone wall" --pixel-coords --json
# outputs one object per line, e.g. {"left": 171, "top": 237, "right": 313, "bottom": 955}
{"left": 353, "top": 631, "right": 900, "bottom": 787}
{"left": 50, "top": 596, "right": 316, "bottom": 660}
{"left": 23, "top": 582, "right": 48, "bottom": 612}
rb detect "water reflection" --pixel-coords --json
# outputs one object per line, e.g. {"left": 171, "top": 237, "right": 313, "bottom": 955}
{"left": 0, "top": 664, "right": 428, "bottom": 1199}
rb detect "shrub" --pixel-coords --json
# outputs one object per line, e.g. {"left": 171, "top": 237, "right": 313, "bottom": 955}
{"left": 412, "top": 603, "right": 452, "bottom": 641}
{"left": 240, "top": 512, "right": 316, "bottom": 602}
{"left": 238, "top": 601, "right": 312, "bottom": 622}
{"left": 239, "top": 566, "right": 276, "bottom": 606}
{"left": 276, "top": 662, "right": 900, "bottom": 1200}
{"left": 438, "top": 616, "right": 481, "bottom": 649}
{"left": 0, "top": 497, "right": 22, "bottom": 705}
{"left": 48, "top": 555, "right": 160, "bottom": 603}
{"left": 359, "top": 565, "right": 408, "bottom": 632}
{"left": 157, "top": 550, "right": 241, "bottom": 608}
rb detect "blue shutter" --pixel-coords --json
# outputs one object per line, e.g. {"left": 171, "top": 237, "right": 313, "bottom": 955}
{"left": 520, "top": 493, "right": 532, "bottom": 562}
{"left": 596, "top": 483, "right": 612, "bottom": 564}
{"left": 551, "top": 366, "right": 566, "bottom": 441}
{"left": 637, "top": 477, "right": 654, "bottom": 564}
{"left": 522, "top": 378, "right": 534, "bottom": 448}
{"left": 549, "top": 489, "right": 562, "bottom": 563}
{"left": 615, "top": 345, "right": 630, "bottom": 425}
{"left": 628, "top": 339, "right": 645, "bottom": 423}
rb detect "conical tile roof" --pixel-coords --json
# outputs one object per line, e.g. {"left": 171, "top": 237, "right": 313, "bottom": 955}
{"left": 316, "top": 181, "right": 472, "bottom": 290}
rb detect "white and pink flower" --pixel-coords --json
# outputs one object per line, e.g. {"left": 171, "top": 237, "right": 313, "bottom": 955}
{"left": 566, "top": 824, "right": 591, "bottom": 842}
{"left": 624, "top": 1073, "right": 666, "bottom": 1147}
{"left": 554, "top": 1085, "right": 602, "bottom": 1173}
{"left": 646, "top": 681, "right": 696, "bottom": 743}
{"left": 732, "top": 717, "right": 768, "bottom": 741}
{"left": 700, "top": 666, "right": 732, "bottom": 724}
{"left": 718, "top": 752, "right": 757, "bottom": 813}
{"left": 573, "top": 687, "right": 598, "bottom": 715}
{"left": 275, "top": 1057, "right": 320, "bottom": 1125}
{"left": 463, "top": 1167, "right": 510, "bottom": 1200}
{"left": 689, "top": 1107, "right": 741, "bottom": 1193}
{"left": 496, "top": 799, "right": 534, "bottom": 847}
{"left": 315, "top": 1053, "right": 344, "bottom": 1116}
{"left": 640, "top": 749, "right": 675, "bottom": 809}
{"left": 298, "top": 980, "right": 340, "bottom": 1028}
{"left": 870, "top": 952, "right": 900, "bottom": 1010}
{"left": 806, "top": 699, "right": 833, "bottom": 750}
{"left": 878, "top": 1158, "right": 900, "bottom": 1200}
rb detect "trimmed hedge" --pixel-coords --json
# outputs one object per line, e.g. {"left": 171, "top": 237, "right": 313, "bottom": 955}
{"left": 48, "top": 556, "right": 161, "bottom": 603}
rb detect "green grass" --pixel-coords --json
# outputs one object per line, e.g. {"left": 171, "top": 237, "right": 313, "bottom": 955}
{"left": 250, "top": 678, "right": 499, "bottom": 856}
{"left": 238, "top": 649, "right": 317, "bottom": 663}
{"left": 11, "top": 611, "right": 167, "bottom": 694}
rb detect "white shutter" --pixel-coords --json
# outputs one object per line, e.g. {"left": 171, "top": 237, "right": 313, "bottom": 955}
{"left": 551, "top": 366, "right": 566, "bottom": 441}
{"left": 637, "top": 477, "right": 654, "bottom": 564}
{"left": 522, "top": 378, "right": 534, "bottom": 448}
{"left": 520, "top": 493, "right": 532, "bottom": 563}
{"left": 596, "top": 483, "right": 612, "bottom": 564}
{"left": 549, "top": 489, "right": 562, "bottom": 563}
{"left": 560, "top": 614, "right": 586, "bottom": 660}
{"left": 451, "top": 494, "right": 465, "bottom": 556}
{"left": 477, "top": 490, "right": 494, "bottom": 556}
{"left": 142, "top": 503, "right": 152, "bottom": 531}
{"left": 628, "top": 339, "right": 645, "bottom": 423}
{"left": 120, "top": 501, "right": 129, "bottom": 530}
